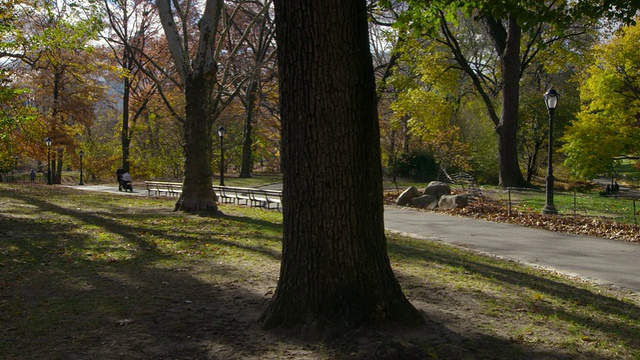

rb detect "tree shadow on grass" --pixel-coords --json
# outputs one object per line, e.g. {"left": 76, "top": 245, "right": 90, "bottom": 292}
{"left": 3, "top": 186, "right": 637, "bottom": 359}
{"left": 387, "top": 239, "right": 640, "bottom": 358}
{"left": 0, "top": 187, "right": 288, "bottom": 359}
{"left": 1, "top": 188, "right": 283, "bottom": 265}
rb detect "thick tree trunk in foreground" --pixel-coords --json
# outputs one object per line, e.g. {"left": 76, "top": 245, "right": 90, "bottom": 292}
{"left": 174, "top": 74, "right": 218, "bottom": 212}
{"left": 262, "top": 0, "right": 423, "bottom": 337}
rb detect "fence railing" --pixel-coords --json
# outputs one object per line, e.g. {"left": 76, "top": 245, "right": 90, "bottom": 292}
{"left": 497, "top": 187, "right": 640, "bottom": 227}
{"left": 0, "top": 171, "right": 47, "bottom": 183}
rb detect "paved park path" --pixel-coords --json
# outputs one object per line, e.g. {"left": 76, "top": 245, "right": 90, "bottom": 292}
{"left": 383, "top": 206, "right": 640, "bottom": 295}
{"left": 70, "top": 184, "right": 640, "bottom": 295}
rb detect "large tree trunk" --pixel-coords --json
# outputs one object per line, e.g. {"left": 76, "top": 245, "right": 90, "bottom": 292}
{"left": 157, "top": 0, "right": 223, "bottom": 213}
{"left": 262, "top": 0, "right": 423, "bottom": 337}
{"left": 174, "top": 73, "right": 218, "bottom": 212}
{"left": 487, "top": 15, "right": 528, "bottom": 188}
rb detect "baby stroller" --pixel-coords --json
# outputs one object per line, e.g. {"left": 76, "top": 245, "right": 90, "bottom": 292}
{"left": 117, "top": 169, "right": 133, "bottom": 192}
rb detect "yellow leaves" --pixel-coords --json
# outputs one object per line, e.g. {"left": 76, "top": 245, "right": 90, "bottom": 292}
{"left": 562, "top": 21, "right": 640, "bottom": 179}
{"left": 532, "top": 292, "right": 545, "bottom": 301}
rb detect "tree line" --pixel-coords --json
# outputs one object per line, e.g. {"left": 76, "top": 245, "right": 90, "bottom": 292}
{"left": 1, "top": 1, "right": 639, "bottom": 191}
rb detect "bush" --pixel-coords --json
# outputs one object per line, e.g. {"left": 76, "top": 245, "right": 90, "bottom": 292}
{"left": 393, "top": 151, "right": 438, "bottom": 181}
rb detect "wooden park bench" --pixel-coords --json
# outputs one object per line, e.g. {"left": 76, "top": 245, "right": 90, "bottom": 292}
{"left": 145, "top": 182, "right": 283, "bottom": 211}
{"left": 145, "top": 181, "right": 172, "bottom": 197}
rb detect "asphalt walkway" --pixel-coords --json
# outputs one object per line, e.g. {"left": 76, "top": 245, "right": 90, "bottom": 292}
{"left": 383, "top": 206, "right": 640, "bottom": 295}
{"left": 69, "top": 184, "right": 640, "bottom": 295}
{"left": 68, "top": 184, "right": 147, "bottom": 196}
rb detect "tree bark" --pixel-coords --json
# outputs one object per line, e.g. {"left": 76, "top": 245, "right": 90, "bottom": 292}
{"left": 486, "top": 15, "right": 528, "bottom": 188}
{"left": 54, "top": 149, "right": 63, "bottom": 184}
{"left": 239, "top": 79, "right": 258, "bottom": 178}
{"left": 174, "top": 73, "right": 218, "bottom": 212}
{"left": 157, "top": 0, "right": 223, "bottom": 213}
{"left": 262, "top": 0, "right": 423, "bottom": 337}
{"left": 122, "top": 72, "right": 131, "bottom": 173}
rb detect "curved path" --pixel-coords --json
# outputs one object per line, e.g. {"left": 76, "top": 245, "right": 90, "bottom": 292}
{"left": 384, "top": 206, "right": 640, "bottom": 295}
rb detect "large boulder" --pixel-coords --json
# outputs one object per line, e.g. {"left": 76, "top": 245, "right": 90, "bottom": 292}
{"left": 423, "top": 181, "right": 452, "bottom": 199}
{"left": 411, "top": 194, "right": 439, "bottom": 209}
{"left": 396, "top": 186, "right": 422, "bottom": 206}
{"left": 438, "top": 194, "right": 469, "bottom": 209}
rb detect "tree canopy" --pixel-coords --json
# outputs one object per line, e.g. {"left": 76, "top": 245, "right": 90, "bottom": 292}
{"left": 380, "top": 0, "right": 639, "bottom": 186}
{"left": 561, "top": 20, "right": 640, "bottom": 179}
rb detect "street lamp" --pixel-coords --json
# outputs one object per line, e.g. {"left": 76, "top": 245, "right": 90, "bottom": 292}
{"left": 45, "top": 137, "right": 52, "bottom": 185}
{"left": 217, "top": 126, "right": 226, "bottom": 186}
{"left": 542, "top": 88, "right": 559, "bottom": 215}
{"left": 79, "top": 150, "right": 85, "bottom": 185}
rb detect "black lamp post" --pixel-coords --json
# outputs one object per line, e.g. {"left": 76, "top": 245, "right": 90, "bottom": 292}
{"left": 542, "top": 88, "right": 559, "bottom": 215}
{"left": 79, "top": 150, "right": 85, "bottom": 185}
{"left": 45, "top": 137, "right": 52, "bottom": 185}
{"left": 217, "top": 126, "right": 226, "bottom": 186}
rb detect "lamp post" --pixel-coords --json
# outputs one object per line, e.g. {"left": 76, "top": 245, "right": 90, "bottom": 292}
{"left": 45, "top": 137, "right": 52, "bottom": 185}
{"left": 79, "top": 150, "right": 85, "bottom": 185}
{"left": 542, "top": 88, "right": 559, "bottom": 215}
{"left": 217, "top": 126, "right": 226, "bottom": 186}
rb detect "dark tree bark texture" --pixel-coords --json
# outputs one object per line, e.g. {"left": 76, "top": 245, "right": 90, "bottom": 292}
{"left": 262, "top": 0, "right": 423, "bottom": 337}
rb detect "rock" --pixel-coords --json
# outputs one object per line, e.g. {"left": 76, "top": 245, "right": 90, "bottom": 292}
{"left": 438, "top": 194, "right": 469, "bottom": 209}
{"left": 411, "top": 195, "right": 439, "bottom": 209}
{"left": 396, "top": 186, "right": 422, "bottom": 206}
{"left": 423, "top": 181, "right": 451, "bottom": 199}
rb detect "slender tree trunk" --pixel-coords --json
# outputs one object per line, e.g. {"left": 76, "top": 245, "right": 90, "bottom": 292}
{"left": 402, "top": 115, "right": 410, "bottom": 153}
{"left": 387, "top": 128, "right": 396, "bottom": 168}
{"left": 50, "top": 152, "right": 57, "bottom": 184}
{"left": 525, "top": 138, "right": 544, "bottom": 183}
{"left": 174, "top": 73, "right": 218, "bottom": 212}
{"left": 55, "top": 149, "right": 63, "bottom": 184}
{"left": 262, "top": 0, "right": 423, "bottom": 337}
{"left": 122, "top": 73, "right": 131, "bottom": 173}
{"left": 239, "top": 79, "right": 259, "bottom": 178}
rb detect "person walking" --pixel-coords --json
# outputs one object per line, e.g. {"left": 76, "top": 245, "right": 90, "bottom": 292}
{"left": 30, "top": 169, "right": 36, "bottom": 182}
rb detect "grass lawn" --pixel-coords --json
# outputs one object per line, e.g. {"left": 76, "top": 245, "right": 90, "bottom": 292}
{"left": 1, "top": 183, "right": 639, "bottom": 359}
{"left": 214, "top": 173, "right": 283, "bottom": 188}
{"left": 486, "top": 187, "right": 640, "bottom": 225}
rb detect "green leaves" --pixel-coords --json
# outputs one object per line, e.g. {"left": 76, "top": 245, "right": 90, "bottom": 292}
{"left": 561, "top": 22, "right": 640, "bottom": 179}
